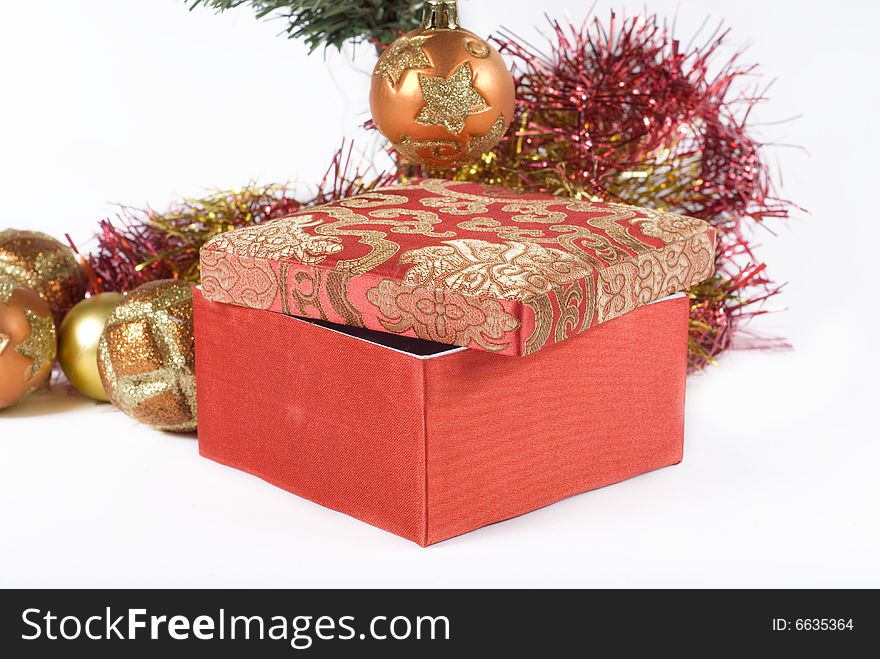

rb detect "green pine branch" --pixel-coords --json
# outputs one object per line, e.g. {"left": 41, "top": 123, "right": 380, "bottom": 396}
{"left": 186, "top": 0, "right": 423, "bottom": 52}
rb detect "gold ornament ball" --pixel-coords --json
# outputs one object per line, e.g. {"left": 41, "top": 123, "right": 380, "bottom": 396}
{"left": 0, "top": 279, "right": 57, "bottom": 410}
{"left": 57, "top": 292, "right": 123, "bottom": 402}
{"left": 97, "top": 280, "right": 197, "bottom": 432}
{"left": 370, "top": 0, "right": 515, "bottom": 169}
{"left": 0, "top": 229, "right": 89, "bottom": 326}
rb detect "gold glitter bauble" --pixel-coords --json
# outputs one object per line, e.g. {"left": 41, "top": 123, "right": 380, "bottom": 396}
{"left": 0, "top": 229, "right": 88, "bottom": 326}
{"left": 97, "top": 280, "right": 197, "bottom": 432}
{"left": 0, "top": 278, "right": 57, "bottom": 410}
{"left": 369, "top": 1, "right": 515, "bottom": 168}
{"left": 58, "top": 292, "right": 123, "bottom": 402}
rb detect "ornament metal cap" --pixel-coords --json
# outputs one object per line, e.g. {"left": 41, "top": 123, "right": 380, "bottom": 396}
{"left": 421, "top": 0, "right": 459, "bottom": 30}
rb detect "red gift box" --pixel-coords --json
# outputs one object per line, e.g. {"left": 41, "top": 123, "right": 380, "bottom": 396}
{"left": 194, "top": 180, "right": 713, "bottom": 545}
{"left": 195, "top": 290, "right": 689, "bottom": 546}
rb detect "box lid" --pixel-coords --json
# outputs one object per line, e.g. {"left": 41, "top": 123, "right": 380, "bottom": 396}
{"left": 200, "top": 179, "right": 715, "bottom": 356}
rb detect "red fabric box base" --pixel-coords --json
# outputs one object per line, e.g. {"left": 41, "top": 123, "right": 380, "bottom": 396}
{"left": 194, "top": 289, "right": 689, "bottom": 546}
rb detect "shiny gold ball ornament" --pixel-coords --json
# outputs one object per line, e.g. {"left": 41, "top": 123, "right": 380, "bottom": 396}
{"left": 0, "top": 229, "right": 88, "bottom": 326}
{"left": 97, "top": 280, "right": 197, "bottom": 432}
{"left": 57, "top": 292, "right": 123, "bottom": 402}
{"left": 0, "top": 279, "right": 57, "bottom": 409}
{"left": 370, "top": 0, "right": 515, "bottom": 168}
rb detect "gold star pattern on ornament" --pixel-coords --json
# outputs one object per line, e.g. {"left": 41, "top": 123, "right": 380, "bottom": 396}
{"left": 416, "top": 62, "right": 489, "bottom": 134}
{"left": 17, "top": 309, "right": 56, "bottom": 380}
{"left": 375, "top": 35, "right": 433, "bottom": 86}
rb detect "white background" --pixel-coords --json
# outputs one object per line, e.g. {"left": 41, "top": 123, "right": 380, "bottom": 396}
{"left": 1, "top": 0, "right": 877, "bottom": 587}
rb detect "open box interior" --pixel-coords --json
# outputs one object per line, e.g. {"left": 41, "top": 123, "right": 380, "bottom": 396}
{"left": 284, "top": 292, "right": 686, "bottom": 359}
{"left": 295, "top": 316, "right": 466, "bottom": 359}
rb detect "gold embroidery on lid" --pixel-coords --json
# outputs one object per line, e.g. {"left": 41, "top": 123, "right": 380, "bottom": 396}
{"left": 200, "top": 250, "right": 278, "bottom": 311}
{"left": 199, "top": 177, "right": 715, "bottom": 354}
{"left": 313, "top": 205, "right": 451, "bottom": 275}
{"left": 205, "top": 215, "right": 343, "bottom": 265}
{"left": 366, "top": 280, "right": 520, "bottom": 353}
{"left": 278, "top": 262, "right": 292, "bottom": 315}
{"left": 326, "top": 270, "right": 364, "bottom": 328}
{"left": 289, "top": 268, "right": 328, "bottom": 321}
{"left": 399, "top": 238, "right": 593, "bottom": 301}
{"left": 633, "top": 208, "right": 710, "bottom": 242}
{"left": 596, "top": 232, "right": 714, "bottom": 324}
{"left": 554, "top": 282, "right": 584, "bottom": 344}
{"left": 339, "top": 193, "right": 410, "bottom": 209}
{"left": 523, "top": 295, "right": 553, "bottom": 356}
{"left": 579, "top": 273, "right": 597, "bottom": 332}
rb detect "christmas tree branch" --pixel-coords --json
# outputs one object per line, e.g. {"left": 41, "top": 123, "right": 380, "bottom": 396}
{"left": 185, "top": 0, "right": 422, "bottom": 52}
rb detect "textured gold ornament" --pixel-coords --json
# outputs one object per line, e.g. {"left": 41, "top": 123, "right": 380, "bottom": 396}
{"left": 0, "top": 229, "right": 88, "bottom": 325}
{"left": 465, "top": 39, "right": 490, "bottom": 58}
{"left": 375, "top": 35, "right": 432, "bottom": 86}
{"left": 369, "top": 0, "right": 515, "bottom": 168}
{"left": 0, "top": 278, "right": 57, "bottom": 409}
{"left": 97, "top": 280, "right": 197, "bottom": 432}
{"left": 58, "top": 292, "right": 123, "bottom": 402}
{"left": 0, "top": 279, "right": 13, "bottom": 303}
